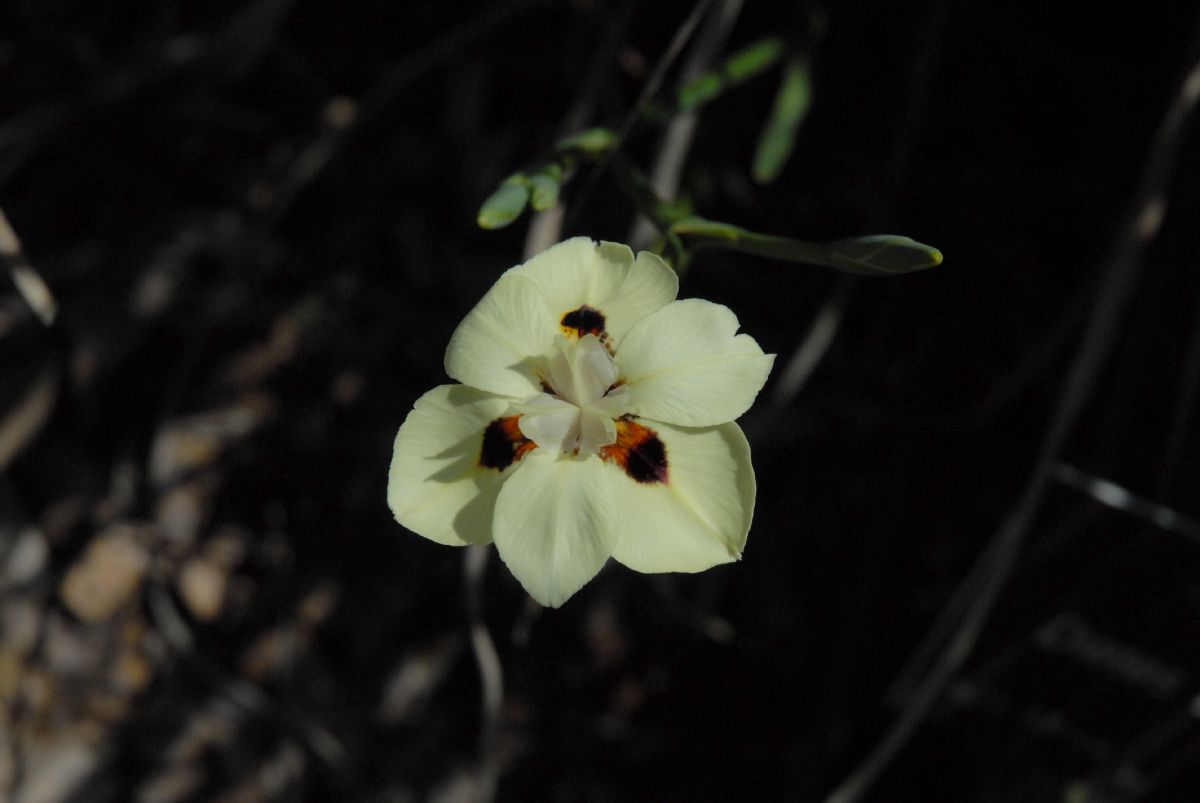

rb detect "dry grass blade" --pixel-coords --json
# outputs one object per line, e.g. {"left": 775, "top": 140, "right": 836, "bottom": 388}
{"left": 0, "top": 362, "right": 58, "bottom": 470}
{"left": 0, "top": 209, "right": 56, "bottom": 326}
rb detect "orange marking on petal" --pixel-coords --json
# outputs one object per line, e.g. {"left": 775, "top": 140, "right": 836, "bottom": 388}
{"left": 480, "top": 415, "right": 535, "bottom": 470}
{"left": 600, "top": 418, "right": 668, "bottom": 484}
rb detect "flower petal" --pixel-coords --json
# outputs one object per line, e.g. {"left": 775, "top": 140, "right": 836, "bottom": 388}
{"left": 388, "top": 385, "right": 521, "bottom": 546}
{"left": 509, "top": 237, "right": 679, "bottom": 347}
{"left": 492, "top": 452, "right": 616, "bottom": 607}
{"left": 619, "top": 299, "right": 774, "bottom": 427}
{"left": 578, "top": 406, "right": 617, "bottom": 454}
{"left": 607, "top": 420, "right": 755, "bottom": 573}
{"left": 516, "top": 395, "right": 579, "bottom": 453}
{"left": 444, "top": 274, "right": 556, "bottom": 398}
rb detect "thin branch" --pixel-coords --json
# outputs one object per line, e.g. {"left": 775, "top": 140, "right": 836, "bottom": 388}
{"left": 567, "top": 0, "right": 714, "bottom": 230}
{"left": 525, "top": 1, "right": 637, "bottom": 255}
{"left": 742, "top": 277, "right": 851, "bottom": 445}
{"left": 1053, "top": 463, "right": 1200, "bottom": 544}
{"left": 768, "top": 277, "right": 851, "bottom": 409}
{"left": 824, "top": 36, "right": 1200, "bottom": 803}
{"left": 628, "top": 0, "right": 744, "bottom": 250}
{"left": 1155, "top": 285, "right": 1200, "bottom": 496}
{"left": 462, "top": 544, "right": 504, "bottom": 803}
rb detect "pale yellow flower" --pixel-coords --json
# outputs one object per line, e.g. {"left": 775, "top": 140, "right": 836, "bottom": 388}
{"left": 388, "top": 238, "right": 773, "bottom": 607}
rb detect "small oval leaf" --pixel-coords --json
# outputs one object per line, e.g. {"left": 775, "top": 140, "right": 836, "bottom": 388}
{"left": 528, "top": 173, "right": 561, "bottom": 211}
{"left": 477, "top": 180, "right": 530, "bottom": 229}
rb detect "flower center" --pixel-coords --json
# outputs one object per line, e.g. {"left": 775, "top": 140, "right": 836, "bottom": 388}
{"left": 516, "top": 334, "right": 632, "bottom": 455}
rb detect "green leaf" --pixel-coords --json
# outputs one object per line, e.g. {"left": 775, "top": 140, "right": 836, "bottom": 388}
{"left": 555, "top": 128, "right": 616, "bottom": 156}
{"left": 528, "top": 172, "right": 560, "bottom": 211}
{"left": 669, "top": 217, "right": 942, "bottom": 276}
{"left": 477, "top": 176, "right": 530, "bottom": 229}
{"left": 752, "top": 56, "right": 812, "bottom": 184}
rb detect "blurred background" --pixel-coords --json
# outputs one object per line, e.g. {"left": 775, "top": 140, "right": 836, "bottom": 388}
{"left": 2, "top": 1, "right": 1200, "bottom": 801}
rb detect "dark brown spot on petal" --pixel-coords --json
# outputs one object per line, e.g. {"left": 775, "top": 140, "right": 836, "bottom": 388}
{"left": 600, "top": 419, "right": 668, "bottom": 484}
{"left": 480, "top": 415, "right": 536, "bottom": 470}
{"left": 561, "top": 305, "right": 607, "bottom": 340}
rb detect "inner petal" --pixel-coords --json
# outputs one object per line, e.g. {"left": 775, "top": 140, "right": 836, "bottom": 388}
{"left": 573, "top": 334, "right": 619, "bottom": 403}
{"left": 546, "top": 334, "right": 619, "bottom": 407}
{"left": 578, "top": 407, "right": 617, "bottom": 455}
{"left": 517, "top": 397, "right": 580, "bottom": 453}
{"left": 588, "top": 385, "right": 632, "bottom": 420}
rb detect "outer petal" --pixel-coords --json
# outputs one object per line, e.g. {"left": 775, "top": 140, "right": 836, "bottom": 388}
{"left": 445, "top": 274, "right": 556, "bottom": 398}
{"left": 493, "top": 452, "right": 616, "bottom": 607}
{"left": 509, "top": 237, "right": 679, "bottom": 347}
{"left": 619, "top": 299, "right": 774, "bottom": 427}
{"left": 608, "top": 420, "right": 755, "bottom": 573}
{"left": 388, "top": 385, "right": 516, "bottom": 546}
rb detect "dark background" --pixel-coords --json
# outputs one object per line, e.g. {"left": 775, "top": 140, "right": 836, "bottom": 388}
{"left": 3, "top": 1, "right": 1200, "bottom": 801}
